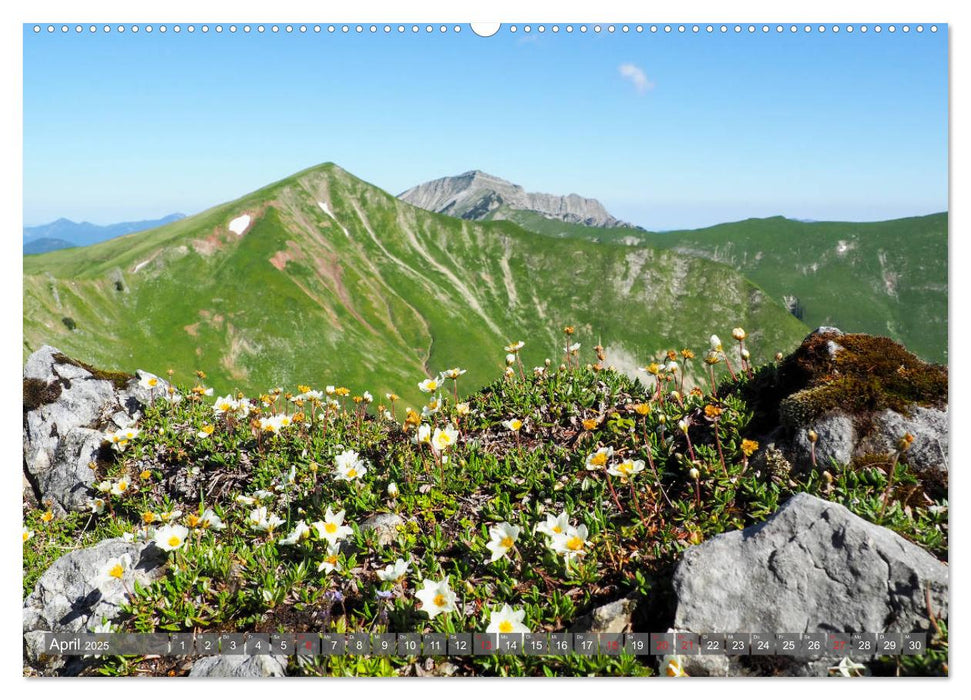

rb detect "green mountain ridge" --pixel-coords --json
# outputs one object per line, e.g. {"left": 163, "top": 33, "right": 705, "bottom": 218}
{"left": 501, "top": 210, "right": 948, "bottom": 363}
{"left": 24, "top": 163, "right": 809, "bottom": 405}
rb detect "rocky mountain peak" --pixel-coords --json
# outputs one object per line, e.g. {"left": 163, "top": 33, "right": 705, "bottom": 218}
{"left": 399, "top": 170, "right": 632, "bottom": 228}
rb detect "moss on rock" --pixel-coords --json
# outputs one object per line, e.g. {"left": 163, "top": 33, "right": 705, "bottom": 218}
{"left": 51, "top": 353, "right": 132, "bottom": 390}
{"left": 726, "top": 330, "right": 947, "bottom": 435}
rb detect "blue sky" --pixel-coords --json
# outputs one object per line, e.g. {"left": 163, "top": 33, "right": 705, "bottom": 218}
{"left": 23, "top": 24, "right": 948, "bottom": 230}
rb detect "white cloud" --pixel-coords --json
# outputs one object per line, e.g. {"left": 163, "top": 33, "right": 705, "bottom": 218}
{"left": 618, "top": 63, "right": 654, "bottom": 94}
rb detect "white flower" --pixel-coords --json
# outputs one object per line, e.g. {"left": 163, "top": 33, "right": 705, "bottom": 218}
{"left": 86, "top": 497, "right": 106, "bottom": 514}
{"left": 548, "top": 524, "right": 590, "bottom": 561}
{"left": 110, "top": 478, "right": 132, "bottom": 496}
{"left": 259, "top": 414, "right": 290, "bottom": 433}
{"left": 431, "top": 425, "right": 459, "bottom": 452}
{"left": 535, "top": 511, "right": 571, "bottom": 538}
{"left": 504, "top": 341, "right": 525, "bottom": 353}
{"left": 455, "top": 402, "right": 470, "bottom": 416}
{"left": 280, "top": 520, "right": 312, "bottom": 546}
{"left": 421, "top": 396, "right": 442, "bottom": 418}
{"left": 662, "top": 655, "right": 689, "bottom": 676}
{"left": 377, "top": 558, "right": 411, "bottom": 582}
{"left": 97, "top": 553, "right": 133, "bottom": 587}
{"left": 607, "top": 459, "right": 645, "bottom": 480}
{"left": 414, "top": 424, "right": 432, "bottom": 445}
{"left": 502, "top": 418, "right": 523, "bottom": 432}
{"left": 506, "top": 353, "right": 516, "bottom": 365}
{"left": 415, "top": 576, "right": 458, "bottom": 618}
{"left": 334, "top": 450, "right": 367, "bottom": 481}
{"left": 677, "top": 417, "right": 690, "bottom": 433}
{"left": 235, "top": 495, "right": 256, "bottom": 506}
{"left": 709, "top": 335, "right": 723, "bottom": 352}
{"left": 154, "top": 524, "right": 189, "bottom": 552}
{"left": 139, "top": 374, "right": 161, "bottom": 390}
{"left": 418, "top": 378, "right": 439, "bottom": 393}
{"left": 486, "top": 604, "right": 530, "bottom": 634}
{"left": 213, "top": 395, "right": 238, "bottom": 416}
{"left": 741, "top": 348, "right": 751, "bottom": 360}
{"left": 732, "top": 327, "right": 747, "bottom": 341}
{"left": 197, "top": 424, "right": 215, "bottom": 439}
{"left": 485, "top": 522, "right": 520, "bottom": 563}
{"left": 198, "top": 509, "right": 225, "bottom": 530}
{"left": 253, "top": 489, "right": 275, "bottom": 502}
{"left": 313, "top": 508, "right": 353, "bottom": 543}
{"left": 666, "top": 361, "right": 679, "bottom": 373}
{"left": 442, "top": 368, "right": 466, "bottom": 379}
{"left": 248, "top": 507, "right": 284, "bottom": 533}
{"left": 362, "top": 391, "right": 373, "bottom": 403}
{"left": 317, "top": 542, "right": 342, "bottom": 573}
{"left": 828, "top": 657, "right": 867, "bottom": 677}
{"left": 23, "top": 527, "right": 34, "bottom": 543}
{"left": 504, "top": 367, "right": 515, "bottom": 377}
{"left": 584, "top": 447, "right": 614, "bottom": 471}
{"left": 387, "top": 482, "right": 399, "bottom": 499}
{"left": 158, "top": 509, "right": 183, "bottom": 523}
{"left": 566, "top": 342, "right": 581, "bottom": 353}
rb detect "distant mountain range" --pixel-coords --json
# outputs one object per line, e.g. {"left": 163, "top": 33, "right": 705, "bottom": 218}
{"left": 23, "top": 213, "right": 185, "bottom": 255}
{"left": 399, "top": 170, "right": 636, "bottom": 229}
{"left": 23, "top": 163, "right": 807, "bottom": 404}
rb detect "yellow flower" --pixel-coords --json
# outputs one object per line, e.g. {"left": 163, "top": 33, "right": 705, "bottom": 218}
{"left": 680, "top": 348, "right": 695, "bottom": 360}
{"left": 741, "top": 439, "right": 759, "bottom": 457}
{"left": 704, "top": 404, "right": 723, "bottom": 419}
{"left": 139, "top": 470, "right": 152, "bottom": 480}
{"left": 142, "top": 511, "right": 158, "bottom": 524}
{"left": 632, "top": 403, "right": 651, "bottom": 416}
{"left": 641, "top": 362, "right": 661, "bottom": 376}
{"left": 40, "top": 510, "right": 54, "bottom": 523}
{"left": 582, "top": 418, "right": 598, "bottom": 431}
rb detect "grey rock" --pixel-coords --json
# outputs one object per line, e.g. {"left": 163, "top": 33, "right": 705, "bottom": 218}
{"left": 672, "top": 493, "right": 947, "bottom": 676}
{"left": 571, "top": 596, "right": 639, "bottom": 634}
{"left": 23, "top": 538, "right": 168, "bottom": 673}
{"left": 785, "top": 406, "right": 948, "bottom": 480}
{"left": 399, "top": 170, "right": 634, "bottom": 228}
{"left": 864, "top": 407, "right": 949, "bottom": 478}
{"left": 789, "top": 412, "right": 857, "bottom": 472}
{"left": 39, "top": 427, "right": 103, "bottom": 513}
{"left": 360, "top": 513, "right": 404, "bottom": 547}
{"left": 189, "top": 655, "right": 288, "bottom": 677}
{"left": 23, "top": 347, "right": 168, "bottom": 514}
{"left": 24, "top": 349, "right": 119, "bottom": 514}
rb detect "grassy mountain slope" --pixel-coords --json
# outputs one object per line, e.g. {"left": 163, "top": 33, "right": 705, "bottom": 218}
{"left": 652, "top": 215, "right": 948, "bottom": 363}
{"left": 502, "top": 211, "right": 947, "bottom": 363}
{"left": 24, "top": 164, "right": 808, "bottom": 405}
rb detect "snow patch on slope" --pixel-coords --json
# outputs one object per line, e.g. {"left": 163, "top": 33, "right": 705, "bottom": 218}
{"left": 319, "top": 201, "right": 350, "bottom": 238}
{"left": 228, "top": 215, "right": 252, "bottom": 236}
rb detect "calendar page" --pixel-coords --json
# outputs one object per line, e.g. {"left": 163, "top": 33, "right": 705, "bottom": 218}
{"left": 20, "top": 7, "right": 949, "bottom": 682}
